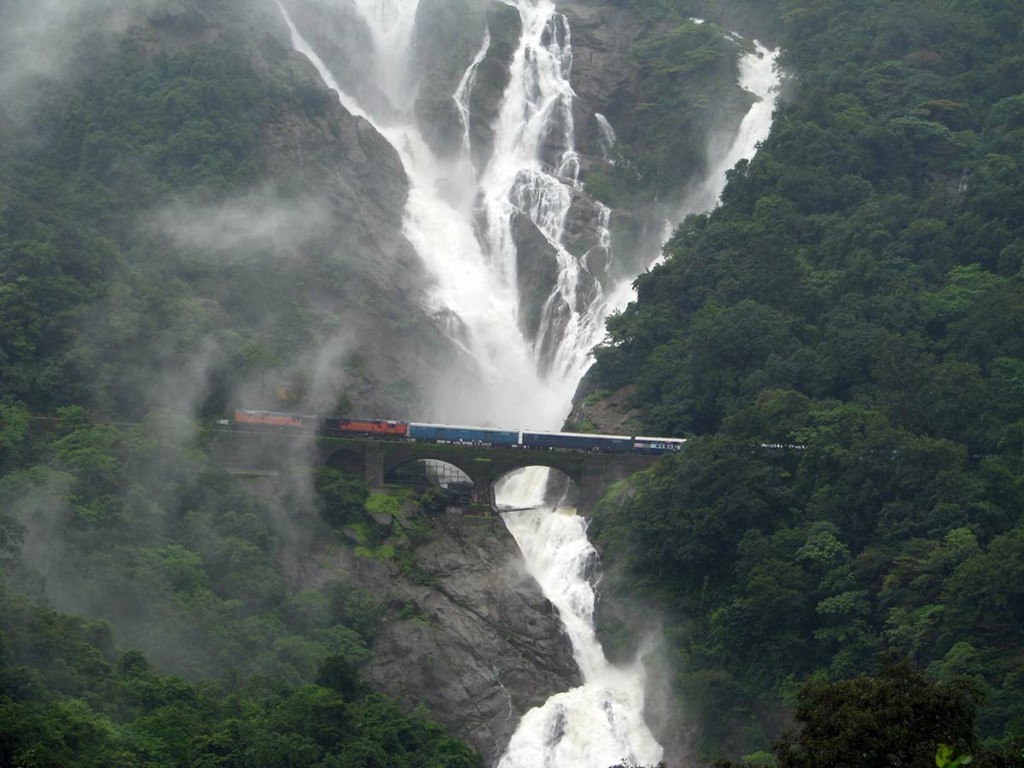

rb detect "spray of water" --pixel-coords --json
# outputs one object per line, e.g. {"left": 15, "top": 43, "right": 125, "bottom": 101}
{"left": 281, "top": 0, "right": 556, "bottom": 428}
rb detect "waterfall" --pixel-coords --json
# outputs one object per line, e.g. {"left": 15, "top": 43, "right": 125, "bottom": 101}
{"left": 680, "top": 40, "right": 781, "bottom": 215}
{"left": 454, "top": 29, "right": 491, "bottom": 156}
{"left": 277, "top": 1, "right": 779, "bottom": 764}
{"left": 594, "top": 112, "right": 617, "bottom": 161}
{"left": 498, "top": 499, "right": 664, "bottom": 767}
{"left": 493, "top": 37, "right": 781, "bottom": 768}
{"left": 476, "top": 1, "right": 600, "bottom": 384}
{"left": 605, "top": 39, "right": 781, "bottom": 311}
{"left": 281, "top": 0, "right": 556, "bottom": 429}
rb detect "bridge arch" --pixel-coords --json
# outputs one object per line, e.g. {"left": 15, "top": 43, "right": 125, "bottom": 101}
{"left": 324, "top": 447, "right": 365, "bottom": 477}
{"left": 385, "top": 458, "right": 474, "bottom": 495}
{"left": 381, "top": 454, "right": 478, "bottom": 485}
{"left": 494, "top": 466, "right": 580, "bottom": 509}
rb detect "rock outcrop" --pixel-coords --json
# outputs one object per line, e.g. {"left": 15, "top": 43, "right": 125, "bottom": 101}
{"left": 276, "top": 0, "right": 377, "bottom": 110}
{"left": 412, "top": 0, "right": 488, "bottom": 156}
{"left": 510, "top": 212, "right": 560, "bottom": 341}
{"left": 466, "top": 2, "right": 523, "bottom": 170}
{"left": 295, "top": 510, "right": 580, "bottom": 766}
{"left": 560, "top": 0, "right": 656, "bottom": 166}
{"left": 137, "top": 0, "right": 469, "bottom": 419}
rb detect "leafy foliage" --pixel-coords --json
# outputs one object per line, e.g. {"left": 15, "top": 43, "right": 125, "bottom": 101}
{"left": 713, "top": 657, "right": 1022, "bottom": 768}
{"left": 0, "top": 411, "right": 478, "bottom": 766}
{"left": 589, "top": 0, "right": 1024, "bottom": 760}
{"left": 0, "top": 589, "right": 480, "bottom": 768}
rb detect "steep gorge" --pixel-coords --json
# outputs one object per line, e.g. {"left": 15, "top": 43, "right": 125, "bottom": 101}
{"left": 0, "top": 0, "right": 778, "bottom": 764}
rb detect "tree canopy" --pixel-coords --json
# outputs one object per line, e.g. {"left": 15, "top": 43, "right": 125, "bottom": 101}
{"left": 588, "top": 0, "right": 1024, "bottom": 760}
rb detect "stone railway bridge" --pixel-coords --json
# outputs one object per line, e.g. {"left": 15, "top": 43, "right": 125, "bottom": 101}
{"left": 209, "top": 429, "right": 661, "bottom": 515}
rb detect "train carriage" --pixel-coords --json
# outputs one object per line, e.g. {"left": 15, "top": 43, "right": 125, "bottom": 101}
{"left": 632, "top": 436, "right": 687, "bottom": 455}
{"left": 232, "top": 409, "right": 318, "bottom": 431}
{"left": 521, "top": 430, "right": 633, "bottom": 453}
{"left": 321, "top": 417, "right": 408, "bottom": 437}
{"left": 408, "top": 422, "right": 520, "bottom": 446}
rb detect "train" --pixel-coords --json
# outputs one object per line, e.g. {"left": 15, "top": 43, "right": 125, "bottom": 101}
{"left": 229, "top": 409, "right": 686, "bottom": 456}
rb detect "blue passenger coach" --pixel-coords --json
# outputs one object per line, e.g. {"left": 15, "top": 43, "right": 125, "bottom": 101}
{"left": 408, "top": 422, "right": 520, "bottom": 446}
{"left": 521, "top": 430, "right": 634, "bottom": 453}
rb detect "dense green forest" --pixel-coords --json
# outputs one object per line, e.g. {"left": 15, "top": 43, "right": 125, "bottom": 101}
{"left": 588, "top": 0, "right": 1024, "bottom": 762}
{"left": 0, "top": 407, "right": 480, "bottom": 765}
{"left": 1, "top": 36, "right": 273, "bottom": 415}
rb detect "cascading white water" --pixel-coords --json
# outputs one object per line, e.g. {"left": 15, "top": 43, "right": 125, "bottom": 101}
{"left": 278, "top": 2, "right": 779, "bottom": 764}
{"left": 594, "top": 112, "right": 617, "bottom": 161}
{"left": 454, "top": 29, "right": 491, "bottom": 155}
{"left": 604, "top": 39, "right": 781, "bottom": 312}
{"left": 281, "top": 0, "right": 562, "bottom": 429}
{"left": 476, "top": 1, "right": 605, "bottom": 387}
{"left": 493, "top": 38, "right": 781, "bottom": 768}
{"left": 351, "top": 0, "right": 420, "bottom": 110}
{"left": 497, "top": 497, "right": 664, "bottom": 768}
{"left": 681, "top": 40, "right": 781, "bottom": 215}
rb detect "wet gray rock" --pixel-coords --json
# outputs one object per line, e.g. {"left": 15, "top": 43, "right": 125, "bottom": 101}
{"left": 301, "top": 513, "right": 580, "bottom": 766}
{"left": 248, "top": 14, "right": 468, "bottom": 417}
{"left": 562, "top": 190, "right": 607, "bottom": 259}
{"left": 412, "top": 0, "right": 488, "bottom": 156}
{"left": 510, "top": 212, "right": 560, "bottom": 341}
{"left": 467, "top": 2, "right": 522, "bottom": 169}
{"left": 565, "top": 377, "right": 645, "bottom": 437}
{"left": 278, "top": 0, "right": 375, "bottom": 105}
{"left": 559, "top": 0, "right": 654, "bottom": 163}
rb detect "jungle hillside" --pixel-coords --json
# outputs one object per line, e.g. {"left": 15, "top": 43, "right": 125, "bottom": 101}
{"left": 586, "top": 0, "right": 1024, "bottom": 763}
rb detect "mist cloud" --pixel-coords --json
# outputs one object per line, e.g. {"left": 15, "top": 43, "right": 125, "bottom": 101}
{"left": 0, "top": 0, "right": 163, "bottom": 114}
{"left": 148, "top": 190, "right": 334, "bottom": 262}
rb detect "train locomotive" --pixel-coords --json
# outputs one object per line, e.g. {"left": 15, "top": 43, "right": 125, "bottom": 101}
{"left": 230, "top": 410, "right": 686, "bottom": 455}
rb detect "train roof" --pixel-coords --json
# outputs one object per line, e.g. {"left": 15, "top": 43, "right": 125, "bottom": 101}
{"left": 522, "top": 429, "right": 633, "bottom": 440}
{"left": 235, "top": 409, "right": 317, "bottom": 418}
{"left": 409, "top": 422, "right": 519, "bottom": 432}
{"left": 334, "top": 416, "right": 406, "bottom": 423}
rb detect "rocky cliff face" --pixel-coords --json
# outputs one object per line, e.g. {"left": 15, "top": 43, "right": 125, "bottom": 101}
{"left": 464, "top": 2, "right": 523, "bottom": 170}
{"left": 503, "top": 0, "right": 684, "bottom": 338}
{"left": 559, "top": 0, "right": 657, "bottom": 163}
{"left": 132, "top": 0, "right": 465, "bottom": 418}
{"left": 291, "top": 508, "right": 580, "bottom": 766}
{"left": 136, "top": 7, "right": 580, "bottom": 762}
{"left": 411, "top": 0, "right": 486, "bottom": 156}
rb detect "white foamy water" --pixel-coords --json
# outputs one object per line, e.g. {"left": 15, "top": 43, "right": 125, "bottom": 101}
{"left": 280, "top": 0, "right": 556, "bottom": 428}
{"left": 602, "top": 40, "right": 780, "bottom": 325}
{"left": 683, "top": 40, "right": 780, "bottom": 214}
{"left": 277, "top": 1, "right": 779, "bottom": 764}
{"left": 493, "top": 37, "right": 780, "bottom": 768}
{"left": 498, "top": 491, "right": 663, "bottom": 768}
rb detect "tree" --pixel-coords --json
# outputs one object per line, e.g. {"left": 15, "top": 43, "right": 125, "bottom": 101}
{"left": 773, "top": 656, "right": 978, "bottom": 768}
{"left": 314, "top": 467, "right": 369, "bottom": 528}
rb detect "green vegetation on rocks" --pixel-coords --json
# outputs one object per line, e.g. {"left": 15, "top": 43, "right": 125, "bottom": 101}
{"left": 587, "top": 0, "right": 1024, "bottom": 761}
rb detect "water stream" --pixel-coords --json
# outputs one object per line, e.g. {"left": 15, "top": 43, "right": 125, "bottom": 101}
{"left": 278, "top": 1, "right": 779, "bottom": 764}
{"left": 498, "top": 476, "right": 663, "bottom": 767}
